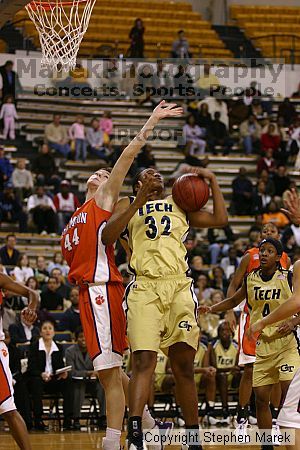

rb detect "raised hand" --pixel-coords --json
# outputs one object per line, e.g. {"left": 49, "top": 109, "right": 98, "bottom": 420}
{"left": 152, "top": 100, "right": 184, "bottom": 120}
{"left": 198, "top": 305, "right": 212, "bottom": 315}
{"left": 133, "top": 173, "right": 162, "bottom": 208}
{"left": 281, "top": 188, "right": 300, "bottom": 225}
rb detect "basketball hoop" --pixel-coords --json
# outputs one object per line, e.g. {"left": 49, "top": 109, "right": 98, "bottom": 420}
{"left": 25, "top": 0, "right": 96, "bottom": 72}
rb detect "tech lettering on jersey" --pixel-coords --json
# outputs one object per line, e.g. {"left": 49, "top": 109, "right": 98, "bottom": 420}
{"left": 138, "top": 202, "right": 173, "bottom": 216}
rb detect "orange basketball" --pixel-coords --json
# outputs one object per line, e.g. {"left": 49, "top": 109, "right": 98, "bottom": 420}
{"left": 172, "top": 174, "right": 210, "bottom": 212}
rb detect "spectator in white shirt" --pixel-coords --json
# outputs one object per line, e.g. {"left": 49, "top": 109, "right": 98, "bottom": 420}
{"left": 183, "top": 115, "right": 206, "bottom": 155}
{"left": 0, "top": 95, "right": 18, "bottom": 140}
{"left": 12, "top": 158, "right": 34, "bottom": 200}
{"left": 45, "top": 114, "right": 71, "bottom": 158}
{"left": 12, "top": 254, "right": 34, "bottom": 283}
{"left": 86, "top": 118, "right": 109, "bottom": 161}
{"left": 53, "top": 180, "right": 81, "bottom": 233}
{"left": 27, "top": 186, "right": 57, "bottom": 234}
{"left": 69, "top": 115, "right": 87, "bottom": 162}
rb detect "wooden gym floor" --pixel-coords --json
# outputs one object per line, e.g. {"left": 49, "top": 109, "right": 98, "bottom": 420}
{"left": 0, "top": 431, "right": 293, "bottom": 450}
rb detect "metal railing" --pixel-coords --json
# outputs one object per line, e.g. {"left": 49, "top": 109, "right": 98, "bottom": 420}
{"left": 251, "top": 33, "right": 300, "bottom": 68}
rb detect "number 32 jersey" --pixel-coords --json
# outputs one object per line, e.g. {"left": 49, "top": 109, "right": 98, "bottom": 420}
{"left": 246, "top": 268, "right": 293, "bottom": 340}
{"left": 121, "top": 196, "right": 189, "bottom": 278}
{"left": 61, "top": 198, "right": 122, "bottom": 286}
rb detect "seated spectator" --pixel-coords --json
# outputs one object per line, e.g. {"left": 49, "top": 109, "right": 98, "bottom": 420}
{"left": 239, "top": 115, "right": 261, "bottom": 155}
{"left": 0, "top": 146, "right": 13, "bottom": 183}
{"left": 196, "top": 63, "right": 220, "bottom": 96}
{"left": 195, "top": 273, "right": 214, "bottom": 302}
{"left": 231, "top": 167, "right": 254, "bottom": 215}
{"left": 281, "top": 223, "right": 300, "bottom": 259}
{"left": 32, "top": 143, "right": 61, "bottom": 193}
{"left": 137, "top": 144, "right": 156, "bottom": 170}
{"left": 27, "top": 186, "right": 57, "bottom": 234}
{"left": 34, "top": 256, "right": 49, "bottom": 286}
{"left": 4, "top": 330, "right": 33, "bottom": 430}
{"left": 207, "top": 112, "right": 232, "bottom": 155}
{"left": 65, "top": 328, "right": 106, "bottom": 430}
{"left": 198, "top": 290, "right": 224, "bottom": 339}
{"left": 210, "top": 266, "right": 228, "bottom": 294}
{"left": 50, "top": 267, "right": 70, "bottom": 300}
{"left": 276, "top": 116, "right": 289, "bottom": 165}
{"left": 0, "top": 234, "right": 20, "bottom": 267}
{"left": 183, "top": 115, "right": 206, "bottom": 155}
{"left": 149, "top": 350, "right": 176, "bottom": 413}
{"left": 209, "top": 322, "right": 240, "bottom": 424}
{"left": 256, "top": 148, "right": 276, "bottom": 175}
{"left": 278, "top": 97, "right": 297, "bottom": 126}
{"left": 9, "top": 308, "right": 40, "bottom": 344}
{"left": 100, "top": 111, "right": 113, "bottom": 139}
{"left": 69, "top": 115, "right": 87, "bottom": 163}
{"left": 253, "top": 180, "right": 272, "bottom": 214}
{"left": 261, "top": 123, "right": 281, "bottom": 153}
{"left": 173, "top": 65, "right": 194, "bottom": 94}
{"left": 47, "top": 251, "right": 69, "bottom": 277}
{"left": 199, "top": 96, "right": 229, "bottom": 129}
{"left": 12, "top": 158, "right": 34, "bottom": 200}
{"left": 0, "top": 186, "right": 28, "bottom": 232}
{"left": 151, "top": 60, "right": 173, "bottom": 106}
{"left": 289, "top": 119, "right": 300, "bottom": 165}
{"left": 190, "top": 255, "right": 204, "bottom": 281}
{"left": 171, "top": 30, "right": 190, "bottom": 58}
{"left": 44, "top": 114, "right": 71, "bottom": 158}
{"left": 53, "top": 180, "right": 81, "bottom": 233}
{"left": 273, "top": 165, "right": 291, "bottom": 198}
{"left": 58, "top": 287, "right": 80, "bottom": 332}
{"left": 262, "top": 200, "right": 290, "bottom": 230}
{"left": 69, "top": 61, "right": 90, "bottom": 88}
{"left": 40, "top": 277, "right": 64, "bottom": 310}
{"left": 220, "top": 247, "right": 241, "bottom": 279}
{"left": 12, "top": 253, "right": 34, "bottom": 283}
{"left": 27, "top": 320, "right": 73, "bottom": 430}
{"left": 86, "top": 118, "right": 109, "bottom": 161}
{"left": 250, "top": 98, "right": 263, "bottom": 118}
{"left": 196, "top": 103, "right": 212, "bottom": 129}
{"left": 207, "top": 225, "right": 235, "bottom": 265}
{"left": 259, "top": 169, "right": 275, "bottom": 197}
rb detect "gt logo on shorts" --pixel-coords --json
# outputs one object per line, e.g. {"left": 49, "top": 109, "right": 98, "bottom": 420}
{"left": 280, "top": 364, "right": 295, "bottom": 373}
{"left": 179, "top": 320, "right": 192, "bottom": 331}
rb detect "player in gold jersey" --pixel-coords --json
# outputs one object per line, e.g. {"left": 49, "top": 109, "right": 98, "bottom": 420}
{"left": 200, "top": 237, "right": 300, "bottom": 450}
{"left": 102, "top": 167, "right": 227, "bottom": 450}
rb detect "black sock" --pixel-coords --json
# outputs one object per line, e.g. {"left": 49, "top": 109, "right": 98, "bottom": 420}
{"left": 128, "top": 416, "right": 143, "bottom": 447}
{"left": 237, "top": 405, "right": 248, "bottom": 421}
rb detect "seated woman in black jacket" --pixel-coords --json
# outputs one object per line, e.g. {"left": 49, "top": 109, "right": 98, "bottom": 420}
{"left": 27, "top": 320, "right": 73, "bottom": 430}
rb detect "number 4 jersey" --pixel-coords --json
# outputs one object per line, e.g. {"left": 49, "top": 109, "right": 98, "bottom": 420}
{"left": 246, "top": 268, "right": 293, "bottom": 340}
{"left": 61, "top": 198, "right": 122, "bottom": 286}
{"left": 121, "top": 196, "right": 189, "bottom": 278}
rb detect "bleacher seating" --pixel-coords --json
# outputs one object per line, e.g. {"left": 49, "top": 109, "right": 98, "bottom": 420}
{"left": 231, "top": 5, "right": 300, "bottom": 63}
{"left": 14, "top": 0, "right": 232, "bottom": 59}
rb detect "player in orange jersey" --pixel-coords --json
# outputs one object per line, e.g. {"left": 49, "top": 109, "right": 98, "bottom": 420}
{"left": 226, "top": 222, "right": 291, "bottom": 432}
{"left": 61, "top": 101, "right": 183, "bottom": 450}
{"left": 0, "top": 272, "right": 38, "bottom": 450}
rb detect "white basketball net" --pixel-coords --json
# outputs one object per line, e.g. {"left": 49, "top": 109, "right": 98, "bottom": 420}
{"left": 25, "top": 0, "right": 96, "bottom": 72}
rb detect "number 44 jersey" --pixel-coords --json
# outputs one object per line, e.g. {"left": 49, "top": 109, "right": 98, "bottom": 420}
{"left": 61, "top": 198, "right": 122, "bottom": 286}
{"left": 246, "top": 268, "right": 293, "bottom": 340}
{"left": 121, "top": 196, "right": 190, "bottom": 278}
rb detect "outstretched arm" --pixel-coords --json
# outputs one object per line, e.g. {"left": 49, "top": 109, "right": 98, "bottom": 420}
{"left": 0, "top": 273, "right": 39, "bottom": 323}
{"left": 250, "top": 261, "right": 300, "bottom": 335}
{"left": 187, "top": 168, "right": 228, "bottom": 228}
{"left": 199, "top": 283, "right": 247, "bottom": 315}
{"left": 96, "top": 101, "right": 183, "bottom": 211}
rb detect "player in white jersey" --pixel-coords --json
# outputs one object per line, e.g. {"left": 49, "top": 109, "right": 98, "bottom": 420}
{"left": 249, "top": 189, "right": 300, "bottom": 450}
{"left": 0, "top": 272, "right": 38, "bottom": 450}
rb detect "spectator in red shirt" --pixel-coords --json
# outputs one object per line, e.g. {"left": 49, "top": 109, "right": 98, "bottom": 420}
{"left": 261, "top": 123, "right": 281, "bottom": 152}
{"left": 53, "top": 180, "right": 81, "bottom": 233}
{"left": 256, "top": 148, "right": 276, "bottom": 175}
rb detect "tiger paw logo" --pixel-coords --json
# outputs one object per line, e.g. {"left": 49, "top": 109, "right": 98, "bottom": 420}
{"left": 95, "top": 294, "right": 105, "bottom": 305}
{"left": 1, "top": 349, "right": 8, "bottom": 357}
